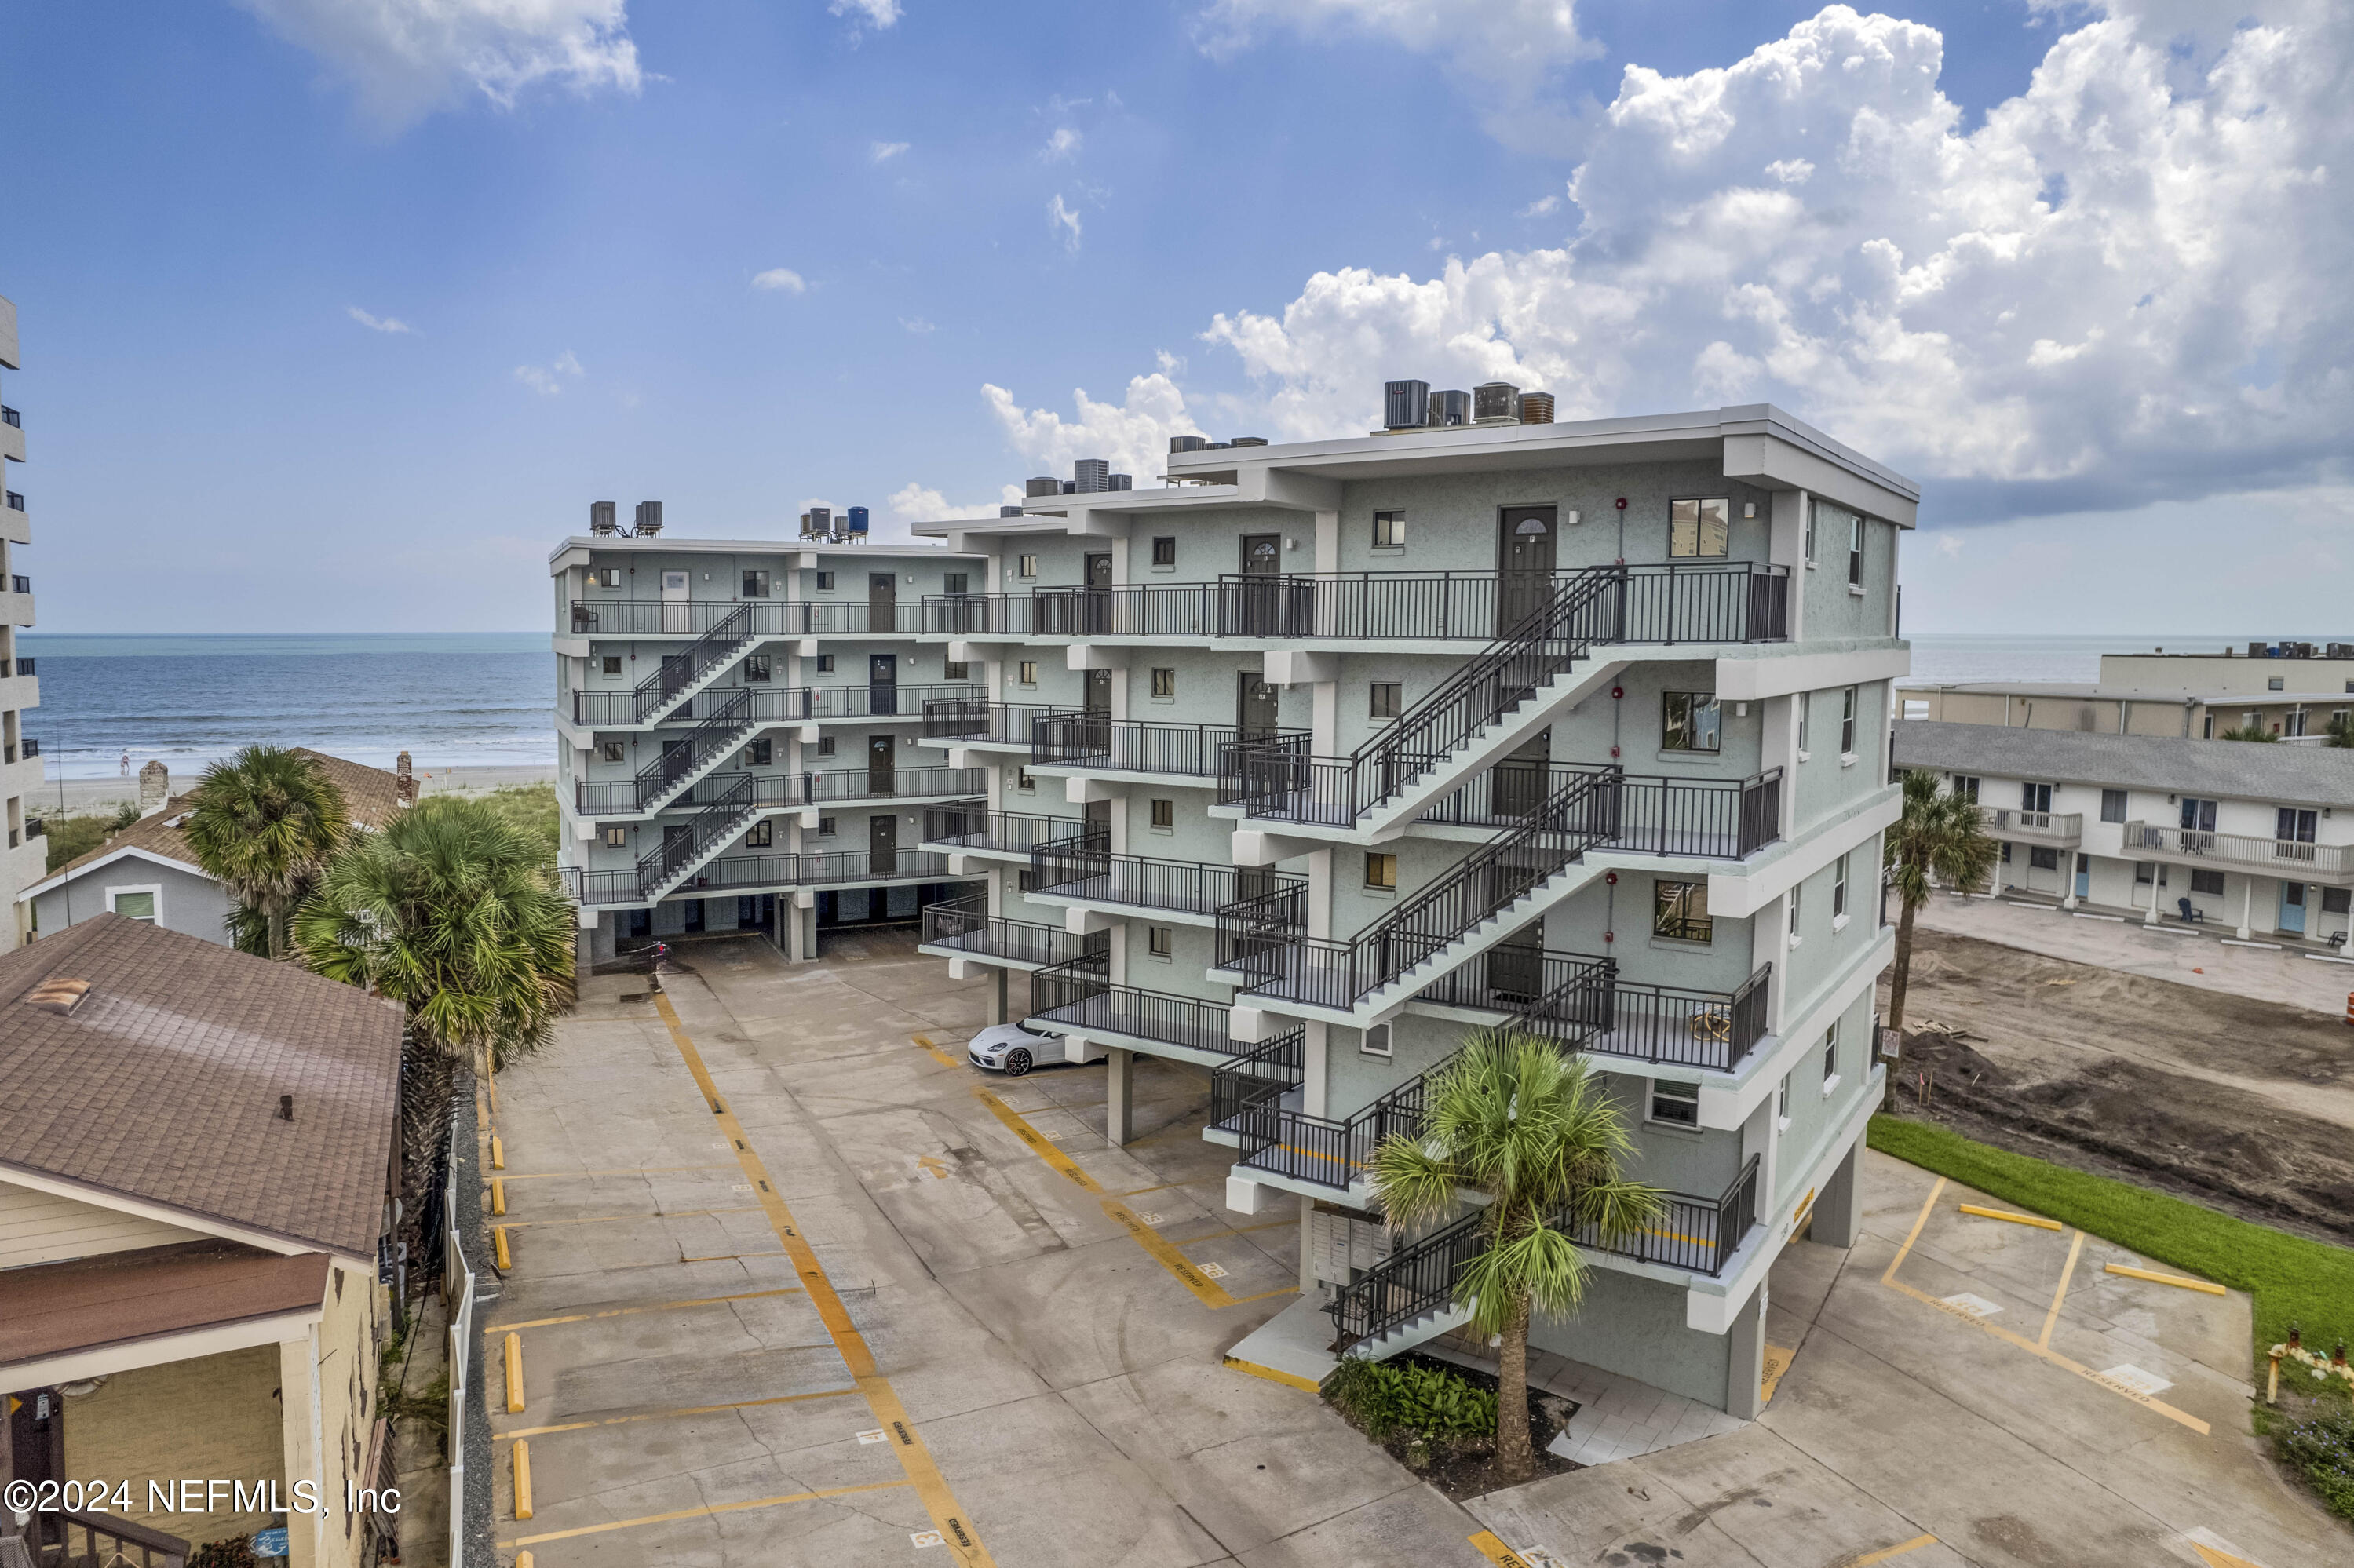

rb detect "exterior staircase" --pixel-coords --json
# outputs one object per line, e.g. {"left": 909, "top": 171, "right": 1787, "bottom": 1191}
{"left": 633, "top": 689, "right": 761, "bottom": 813}
{"left": 633, "top": 604, "right": 770, "bottom": 725}
{"left": 637, "top": 773, "right": 764, "bottom": 899}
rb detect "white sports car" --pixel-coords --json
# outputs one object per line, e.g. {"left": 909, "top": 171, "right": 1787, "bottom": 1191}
{"left": 965, "top": 1022, "right": 1106, "bottom": 1076}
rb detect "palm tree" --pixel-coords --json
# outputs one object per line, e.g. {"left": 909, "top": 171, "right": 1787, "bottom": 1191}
{"left": 291, "top": 796, "right": 575, "bottom": 1256}
{"left": 2324, "top": 713, "right": 2354, "bottom": 749}
{"left": 1883, "top": 771, "right": 2000, "bottom": 1102}
{"left": 183, "top": 746, "right": 350, "bottom": 959}
{"left": 2217, "top": 723, "right": 2282, "bottom": 742}
{"left": 1368, "top": 1034, "right": 1662, "bottom": 1485}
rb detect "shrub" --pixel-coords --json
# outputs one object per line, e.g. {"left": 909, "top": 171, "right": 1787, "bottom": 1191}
{"left": 1326, "top": 1355, "right": 1498, "bottom": 1444}
{"left": 2278, "top": 1408, "right": 2354, "bottom": 1517}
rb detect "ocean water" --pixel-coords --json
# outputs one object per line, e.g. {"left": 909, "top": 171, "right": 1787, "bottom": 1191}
{"left": 19, "top": 633, "right": 552, "bottom": 780}
{"left": 12, "top": 629, "right": 2326, "bottom": 782}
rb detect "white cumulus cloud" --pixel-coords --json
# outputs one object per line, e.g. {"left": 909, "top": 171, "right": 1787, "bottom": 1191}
{"left": 513, "top": 350, "right": 584, "bottom": 396}
{"left": 347, "top": 305, "right": 412, "bottom": 334}
{"left": 983, "top": 377, "right": 1203, "bottom": 487}
{"left": 751, "top": 268, "right": 808, "bottom": 294}
{"left": 887, "top": 481, "right": 1027, "bottom": 524}
{"left": 237, "top": 0, "right": 640, "bottom": 129}
{"left": 830, "top": 0, "right": 900, "bottom": 35}
{"left": 870, "top": 140, "right": 910, "bottom": 162}
{"left": 1042, "top": 126, "right": 1082, "bottom": 162}
{"left": 1196, "top": 0, "right": 1595, "bottom": 150}
{"left": 1047, "top": 194, "right": 1083, "bottom": 253}
{"left": 1177, "top": 0, "right": 2354, "bottom": 522}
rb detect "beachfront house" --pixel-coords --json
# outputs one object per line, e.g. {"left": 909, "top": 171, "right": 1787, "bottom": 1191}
{"left": 16, "top": 749, "right": 412, "bottom": 946}
{"left": 550, "top": 502, "right": 987, "bottom": 963}
{"left": 1892, "top": 720, "right": 2354, "bottom": 946}
{"left": 907, "top": 395, "right": 1914, "bottom": 1418}
{"left": 0, "top": 913, "right": 404, "bottom": 1568}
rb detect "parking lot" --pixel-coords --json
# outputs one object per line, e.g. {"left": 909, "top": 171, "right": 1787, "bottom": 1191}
{"left": 480, "top": 932, "right": 2348, "bottom": 1567}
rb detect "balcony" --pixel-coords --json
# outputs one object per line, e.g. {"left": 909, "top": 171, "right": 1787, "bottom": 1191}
{"left": 918, "top": 804, "right": 1082, "bottom": 855}
{"left": 572, "top": 763, "right": 985, "bottom": 817}
{"left": 1028, "top": 837, "right": 1308, "bottom": 918}
{"left": 10, "top": 574, "right": 28, "bottom": 592}
{"left": 1027, "top": 953, "right": 1240, "bottom": 1056}
{"left": 918, "top": 563, "right": 1787, "bottom": 646}
{"left": 2119, "top": 821, "right": 2354, "bottom": 883}
{"left": 1418, "top": 762, "right": 1783, "bottom": 857}
{"left": 919, "top": 897, "right": 1106, "bottom": 968}
{"left": 921, "top": 698, "right": 1086, "bottom": 747}
{"left": 1032, "top": 715, "right": 1311, "bottom": 779}
{"left": 564, "top": 599, "right": 925, "bottom": 638}
{"left": 571, "top": 680, "right": 984, "bottom": 729}
{"left": 564, "top": 847, "right": 962, "bottom": 905}
{"left": 1979, "top": 805, "right": 2083, "bottom": 848}
{"left": 1413, "top": 949, "right": 1772, "bottom": 1074}
{"left": 14, "top": 656, "right": 31, "bottom": 675}
{"left": 7, "top": 738, "right": 37, "bottom": 763}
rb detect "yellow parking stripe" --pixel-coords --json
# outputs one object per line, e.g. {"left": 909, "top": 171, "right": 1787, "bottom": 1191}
{"left": 486, "top": 1285, "right": 807, "bottom": 1333}
{"left": 1850, "top": 1535, "right": 1940, "bottom": 1565}
{"left": 491, "top": 1163, "right": 739, "bottom": 1181}
{"left": 497, "top": 1206, "right": 763, "bottom": 1230}
{"left": 1223, "top": 1356, "right": 1322, "bottom": 1393}
{"left": 2040, "top": 1231, "right": 2087, "bottom": 1349}
{"left": 1466, "top": 1530, "right": 1533, "bottom": 1566}
{"left": 660, "top": 993, "right": 995, "bottom": 1567}
{"left": 495, "top": 1386, "right": 859, "bottom": 1441}
{"left": 1960, "top": 1202, "right": 2063, "bottom": 1231}
{"left": 499, "top": 1479, "right": 912, "bottom": 1548}
{"left": 2105, "top": 1262, "right": 2227, "bottom": 1296}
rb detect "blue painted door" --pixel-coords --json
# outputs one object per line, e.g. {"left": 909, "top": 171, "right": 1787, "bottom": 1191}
{"left": 2280, "top": 881, "right": 2308, "bottom": 935}
{"left": 2074, "top": 854, "right": 2090, "bottom": 900}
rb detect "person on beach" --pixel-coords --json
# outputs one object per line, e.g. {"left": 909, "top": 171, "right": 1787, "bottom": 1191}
{"left": 119, "top": 750, "right": 130, "bottom": 776}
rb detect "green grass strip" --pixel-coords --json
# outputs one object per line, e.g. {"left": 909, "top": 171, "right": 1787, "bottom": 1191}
{"left": 1867, "top": 1114, "right": 2354, "bottom": 1366}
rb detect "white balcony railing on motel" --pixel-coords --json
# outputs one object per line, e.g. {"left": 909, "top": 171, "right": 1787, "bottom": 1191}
{"left": 1977, "top": 806, "right": 2082, "bottom": 842}
{"left": 2119, "top": 822, "right": 2354, "bottom": 880}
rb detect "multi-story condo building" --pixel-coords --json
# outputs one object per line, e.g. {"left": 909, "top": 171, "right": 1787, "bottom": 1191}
{"left": 911, "top": 394, "right": 1915, "bottom": 1418}
{"left": 550, "top": 502, "right": 988, "bottom": 965}
{"left": 0, "top": 292, "right": 42, "bottom": 951}
{"left": 1893, "top": 720, "right": 2354, "bottom": 946}
{"left": 1904, "top": 641, "right": 2354, "bottom": 740}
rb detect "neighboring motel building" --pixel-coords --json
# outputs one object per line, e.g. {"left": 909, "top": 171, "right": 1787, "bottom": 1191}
{"left": 1903, "top": 643, "right": 2354, "bottom": 740}
{"left": 1, "top": 294, "right": 42, "bottom": 950}
{"left": 1892, "top": 720, "right": 2354, "bottom": 946}
{"left": 550, "top": 503, "right": 987, "bottom": 963}
{"left": 896, "top": 395, "right": 1915, "bottom": 1417}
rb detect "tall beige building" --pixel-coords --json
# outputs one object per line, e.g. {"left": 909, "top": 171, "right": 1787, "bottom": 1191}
{"left": 0, "top": 294, "right": 40, "bottom": 950}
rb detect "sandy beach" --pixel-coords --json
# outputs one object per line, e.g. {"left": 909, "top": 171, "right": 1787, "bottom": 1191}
{"left": 34, "top": 762, "right": 557, "bottom": 817}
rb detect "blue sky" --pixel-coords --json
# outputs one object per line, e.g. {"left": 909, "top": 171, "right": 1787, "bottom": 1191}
{"left": 3, "top": 0, "right": 2347, "bottom": 636}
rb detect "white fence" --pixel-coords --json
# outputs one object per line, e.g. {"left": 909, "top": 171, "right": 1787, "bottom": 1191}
{"left": 442, "top": 1130, "right": 476, "bottom": 1568}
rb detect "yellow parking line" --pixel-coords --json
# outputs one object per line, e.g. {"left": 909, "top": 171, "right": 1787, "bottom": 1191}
{"left": 486, "top": 1285, "right": 805, "bottom": 1333}
{"left": 662, "top": 994, "right": 995, "bottom": 1566}
{"left": 1960, "top": 1202, "right": 2063, "bottom": 1231}
{"left": 1881, "top": 1178, "right": 1947, "bottom": 1285}
{"left": 495, "top": 1386, "right": 859, "bottom": 1441}
{"left": 498, "top": 1479, "right": 912, "bottom": 1548}
{"left": 1850, "top": 1535, "right": 1940, "bottom": 1565}
{"left": 496, "top": 1206, "right": 764, "bottom": 1230}
{"left": 491, "top": 1164, "right": 739, "bottom": 1181}
{"left": 913, "top": 1033, "right": 965, "bottom": 1069}
{"left": 1466, "top": 1530, "right": 1534, "bottom": 1566}
{"left": 1224, "top": 1356, "right": 1322, "bottom": 1393}
{"left": 2105, "top": 1262, "right": 2227, "bottom": 1296}
{"left": 2040, "top": 1231, "right": 2087, "bottom": 1349}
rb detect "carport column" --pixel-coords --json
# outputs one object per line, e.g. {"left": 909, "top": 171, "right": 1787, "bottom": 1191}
{"left": 1105, "top": 1047, "right": 1135, "bottom": 1145}
{"left": 2060, "top": 844, "right": 2078, "bottom": 910}
{"left": 2238, "top": 877, "right": 2256, "bottom": 942}
{"left": 987, "top": 965, "right": 1008, "bottom": 1025}
{"left": 2142, "top": 860, "right": 2162, "bottom": 926}
{"left": 1812, "top": 1132, "right": 1866, "bottom": 1249}
{"left": 1722, "top": 1281, "right": 1768, "bottom": 1421}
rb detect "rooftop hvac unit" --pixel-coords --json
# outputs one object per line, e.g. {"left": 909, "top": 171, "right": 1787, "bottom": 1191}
{"left": 2248, "top": 641, "right": 2268, "bottom": 657}
{"left": 1108, "top": 474, "right": 1132, "bottom": 490}
{"left": 589, "top": 501, "right": 618, "bottom": 535}
{"left": 1520, "top": 392, "right": 1555, "bottom": 425}
{"left": 1025, "top": 476, "right": 1061, "bottom": 498}
{"left": 1229, "top": 436, "right": 1267, "bottom": 447}
{"left": 1430, "top": 389, "right": 1470, "bottom": 427}
{"left": 1384, "top": 380, "right": 1430, "bottom": 430}
{"left": 846, "top": 505, "right": 870, "bottom": 535}
{"left": 1473, "top": 382, "right": 1520, "bottom": 422}
{"left": 2328, "top": 643, "right": 2354, "bottom": 658}
{"left": 808, "top": 505, "right": 833, "bottom": 535}
{"left": 1169, "top": 434, "right": 1207, "bottom": 454}
{"left": 633, "top": 501, "right": 663, "bottom": 536}
{"left": 1000, "top": 504, "right": 1026, "bottom": 517}
{"left": 1074, "top": 458, "right": 1110, "bottom": 493}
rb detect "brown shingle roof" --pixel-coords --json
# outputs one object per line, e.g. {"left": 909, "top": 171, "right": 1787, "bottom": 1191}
{"left": 39, "top": 748, "right": 408, "bottom": 886}
{"left": 0, "top": 1240, "right": 333, "bottom": 1369}
{"left": 0, "top": 913, "right": 403, "bottom": 1260}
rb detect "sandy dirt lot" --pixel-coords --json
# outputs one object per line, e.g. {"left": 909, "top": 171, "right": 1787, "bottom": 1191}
{"left": 1882, "top": 927, "right": 2354, "bottom": 1243}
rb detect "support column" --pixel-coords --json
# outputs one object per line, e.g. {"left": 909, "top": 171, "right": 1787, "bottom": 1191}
{"left": 2060, "top": 844, "right": 2078, "bottom": 910}
{"left": 2239, "top": 877, "right": 2256, "bottom": 942}
{"left": 987, "top": 965, "right": 1008, "bottom": 1025}
{"left": 1811, "top": 1133, "right": 1865, "bottom": 1249}
{"left": 1105, "top": 1047, "right": 1134, "bottom": 1146}
{"left": 1721, "top": 1281, "right": 1768, "bottom": 1420}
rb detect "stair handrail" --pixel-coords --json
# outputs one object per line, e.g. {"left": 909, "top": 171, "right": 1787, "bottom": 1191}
{"left": 633, "top": 603, "right": 754, "bottom": 722}
{"left": 1327, "top": 1206, "right": 1489, "bottom": 1349}
{"left": 634, "top": 771, "right": 756, "bottom": 895}
{"left": 1208, "top": 1026, "right": 1306, "bottom": 1129}
{"left": 631, "top": 687, "right": 755, "bottom": 809}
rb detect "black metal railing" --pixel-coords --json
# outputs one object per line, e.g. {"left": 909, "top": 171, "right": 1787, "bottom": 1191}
{"left": 919, "top": 804, "right": 1083, "bottom": 852}
{"left": 633, "top": 773, "right": 757, "bottom": 895}
{"left": 921, "top": 698, "right": 1087, "bottom": 744}
{"left": 5, "top": 494, "right": 22, "bottom": 514}
{"left": 1418, "top": 762, "right": 1782, "bottom": 856}
{"left": 1209, "top": 1028, "right": 1306, "bottom": 1130}
{"left": 1, "top": 406, "right": 19, "bottom": 428}
{"left": 1027, "top": 954, "right": 1239, "bottom": 1055}
{"left": 1028, "top": 837, "right": 1308, "bottom": 916}
{"left": 919, "top": 593, "right": 1038, "bottom": 638}
{"left": 566, "top": 846, "right": 967, "bottom": 904}
{"left": 12, "top": 657, "right": 31, "bottom": 676}
{"left": 577, "top": 760, "right": 984, "bottom": 819}
{"left": 1223, "top": 764, "right": 1621, "bottom": 1011}
{"left": 633, "top": 603, "right": 754, "bottom": 720}
{"left": 630, "top": 687, "right": 754, "bottom": 808}
{"left": 919, "top": 897, "right": 1105, "bottom": 967}
{"left": 575, "top": 681, "right": 985, "bottom": 728}
{"left": 18, "top": 737, "right": 37, "bottom": 758}
{"left": 571, "top": 599, "right": 792, "bottom": 637}
{"left": 1033, "top": 715, "right": 1309, "bottom": 778}
{"left": 797, "top": 600, "right": 923, "bottom": 636}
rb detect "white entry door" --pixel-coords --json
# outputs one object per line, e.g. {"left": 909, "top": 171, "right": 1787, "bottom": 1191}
{"left": 660, "top": 570, "right": 690, "bottom": 634}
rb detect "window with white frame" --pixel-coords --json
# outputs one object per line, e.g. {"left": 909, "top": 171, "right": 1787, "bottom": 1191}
{"left": 1849, "top": 514, "right": 1866, "bottom": 586}
{"left": 107, "top": 888, "right": 158, "bottom": 922}
{"left": 1840, "top": 686, "right": 1859, "bottom": 756}
{"left": 603, "top": 825, "right": 628, "bottom": 848}
{"left": 1789, "top": 882, "right": 1803, "bottom": 939}
{"left": 1833, "top": 853, "right": 1849, "bottom": 921}
{"left": 1362, "top": 1023, "right": 1393, "bottom": 1057}
{"left": 1823, "top": 1020, "right": 1841, "bottom": 1084}
{"left": 1018, "top": 555, "right": 1039, "bottom": 579}
{"left": 1373, "top": 510, "right": 1406, "bottom": 549}
{"left": 1797, "top": 691, "right": 1810, "bottom": 754}
{"left": 1649, "top": 1078, "right": 1701, "bottom": 1128}
{"left": 593, "top": 566, "right": 621, "bottom": 588}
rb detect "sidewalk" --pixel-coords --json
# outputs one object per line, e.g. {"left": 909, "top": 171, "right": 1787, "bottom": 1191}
{"left": 1913, "top": 890, "right": 2354, "bottom": 1018}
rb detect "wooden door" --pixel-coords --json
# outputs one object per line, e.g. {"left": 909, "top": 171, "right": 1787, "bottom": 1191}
{"left": 1496, "top": 507, "right": 1558, "bottom": 630}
